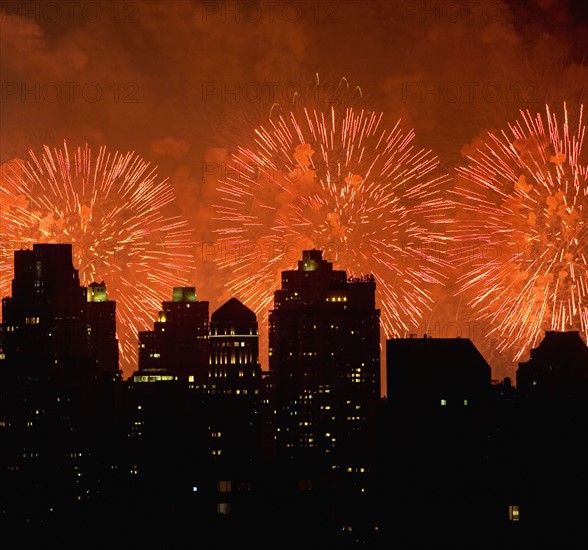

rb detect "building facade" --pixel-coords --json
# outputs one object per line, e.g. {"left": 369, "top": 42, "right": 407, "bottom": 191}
{"left": 268, "top": 250, "right": 381, "bottom": 474}
{"left": 87, "top": 281, "right": 120, "bottom": 379}
{"left": 136, "top": 287, "right": 209, "bottom": 383}
{"left": 1, "top": 244, "right": 93, "bottom": 375}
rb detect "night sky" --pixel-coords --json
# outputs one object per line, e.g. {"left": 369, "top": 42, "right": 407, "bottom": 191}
{"left": 1, "top": 0, "right": 587, "bottom": 383}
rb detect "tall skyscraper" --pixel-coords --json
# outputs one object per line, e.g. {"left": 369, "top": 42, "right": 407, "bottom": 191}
{"left": 136, "top": 287, "right": 209, "bottom": 383}
{"left": 208, "top": 298, "right": 263, "bottom": 490}
{"left": 87, "top": 282, "right": 120, "bottom": 379}
{"left": 0, "top": 244, "right": 121, "bottom": 523}
{"left": 1, "top": 244, "right": 91, "bottom": 374}
{"left": 268, "top": 250, "right": 381, "bottom": 473}
{"left": 209, "top": 297, "right": 262, "bottom": 396}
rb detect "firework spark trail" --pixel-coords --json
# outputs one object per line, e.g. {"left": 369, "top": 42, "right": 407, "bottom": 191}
{"left": 212, "top": 103, "right": 452, "bottom": 340}
{"left": 451, "top": 102, "right": 588, "bottom": 360}
{"left": 1, "top": 141, "right": 195, "bottom": 377}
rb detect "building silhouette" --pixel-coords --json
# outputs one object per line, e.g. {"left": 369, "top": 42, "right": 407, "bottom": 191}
{"left": 0, "top": 244, "right": 121, "bottom": 536}
{"left": 510, "top": 330, "right": 588, "bottom": 547}
{"left": 136, "top": 286, "right": 209, "bottom": 383}
{"left": 386, "top": 335, "right": 492, "bottom": 407}
{"left": 1, "top": 243, "right": 91, "bottom": 375}
{"left": 87, "top": 281, "right": 120, "bottom": 379}
{"left": 268, "top": 249, "right": 381, "bottom": 475}
{"left": 208, "top": 296, "right": 263, "bottom": 467}
{"left": 209, "top": 297, "right": 262, "bottom": 395}
{"left": 207, "top": 298, "right": 264, "bottom": 517}
{"left": 2, "top": 243, "right": 588, "bottom": 548}
{"left": 516, "top": 330, "right": 588, "bottom": 400}
{"left": 380, "top": 336, "right": 497, "bottom": 547}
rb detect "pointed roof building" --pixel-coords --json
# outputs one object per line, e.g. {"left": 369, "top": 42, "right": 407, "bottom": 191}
{"left": 211, "top": 297, "right": 257, "bottom": 325}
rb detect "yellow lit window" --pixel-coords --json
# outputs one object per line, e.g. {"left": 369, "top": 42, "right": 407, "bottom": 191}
{"left": 509, "top": 505, "right": 520, "bottom": 521}
{"left": 217, "top": 503, "right": 230, "bottom": 515}
{"left": 217, "top": 480, "right": 232, "bottom": 492}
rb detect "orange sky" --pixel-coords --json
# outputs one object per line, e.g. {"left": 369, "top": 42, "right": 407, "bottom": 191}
{"left": 1, "top": 0, "right": 587, "bottom": 383}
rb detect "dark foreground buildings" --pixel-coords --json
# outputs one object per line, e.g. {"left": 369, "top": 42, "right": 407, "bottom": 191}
{"left": 0, "top": 243, "right": 119, "bottom": 378}
{"left": 136, "top": 286, "right": 210, "bottom": 383}
{"left": 269, "top": 250, "right": 380, "bottom": 472}
{"left": 1, "top": 244, "right": 587, "bottom": 548}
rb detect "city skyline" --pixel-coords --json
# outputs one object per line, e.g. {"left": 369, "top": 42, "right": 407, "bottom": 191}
{"left": 1, "top": 241, "right": 587, "bottom": 548}
{"left": 1, "top": 0, "right": 587, "bottom": 384}
{"left": 2, "top": 241, "right": 585, "bottom": 395}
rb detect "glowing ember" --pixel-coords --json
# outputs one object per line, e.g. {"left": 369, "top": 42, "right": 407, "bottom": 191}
{"left": 0, "top": 141, "right": 195, "bottom": 377}
{"left": 451, "top": 102, "right": 587, "bottom": 360}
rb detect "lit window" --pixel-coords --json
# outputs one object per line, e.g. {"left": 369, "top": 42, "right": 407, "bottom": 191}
{"left": 509, "top": 505, "right": 520, "bottom": 521}
{"left": 217, "top": 503, "right": 230, "bottom": 515}
{"left": 463, "top": 399, "right": 468, "bottom": 406}
{"left": 441, "top": 399, "right": 447, "bottom": 406}
{"left": 217, "top": 480, "right": 232, "bottom": 492}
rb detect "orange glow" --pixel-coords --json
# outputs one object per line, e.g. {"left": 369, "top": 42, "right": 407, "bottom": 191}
{"left": 0, "top": 141, "right": 195, "bottom": 377}
{"left": 450, "top": 103, "right": 588, "bottom": 360}
{"left": 212, "top": 87, "right": 452, "bottom": 345}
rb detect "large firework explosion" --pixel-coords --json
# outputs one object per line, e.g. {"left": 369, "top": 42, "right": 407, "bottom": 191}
{"left": 212, "top": 87, "right": 452, "bottom": 343}
{"left": 0, "top": 142, "right": 195, "bottom": 377}
{"left": 451, "top": 102, "right": 587, "bottom": 361}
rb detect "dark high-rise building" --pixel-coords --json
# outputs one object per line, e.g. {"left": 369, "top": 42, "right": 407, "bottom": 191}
{"left": 379, "top": 336, "right": 495, "bottom": 547}
{"left": 207, "top": 298, "right": 263, "bottom": 497}
{"left": 268, "top": 249, "right": 381, "bottom": 471}
{"left": 0, "top": 244, "right": 122, "bottom": 528}
{"left": 1, "top": 244, "right": 91, "bottom": 374}
{"left": 513, "top": 332, "right": 588, "bottom": 546}
{"left": 87, "top": 282, "right": 120, "bottom": 379}
{"left": 516, "top": 330, "right": 588, "bottom": 399}
{"left": 136, "top": 287, "right": 209, "bottom": 383}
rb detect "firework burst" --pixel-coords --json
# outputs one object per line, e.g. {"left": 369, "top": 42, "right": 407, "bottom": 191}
{"left": 212, "top": 99, "right": 452, "bottom": 340}
{"left": 0, "top": 141, "right": 195, "bottom": 377}
{"left": 451, "top": 102, "right": 587, "bottom": 360}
